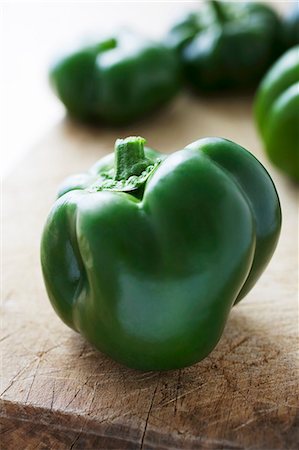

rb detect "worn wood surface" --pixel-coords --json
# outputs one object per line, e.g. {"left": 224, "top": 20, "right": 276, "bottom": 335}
{"left": 1, "top": 88, "right": 298, "bottom": 449}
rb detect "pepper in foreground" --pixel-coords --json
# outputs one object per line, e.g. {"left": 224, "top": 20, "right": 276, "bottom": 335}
{"left": 255, "top": 46, "right": 299, "bottom": 182}
{"left": 41, "top": 137, "right": 281, "bottom": 370}
{"left": 49, "top": 32, "right": 180, "bottom": 125}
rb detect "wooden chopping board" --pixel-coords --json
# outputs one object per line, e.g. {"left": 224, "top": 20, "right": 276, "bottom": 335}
{"left": 1, "top": 90, "right": 298, "bottom": 449}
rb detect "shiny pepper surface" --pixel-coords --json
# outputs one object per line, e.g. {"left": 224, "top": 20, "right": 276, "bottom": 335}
{"left": 41, "top": 137, "right": 281, "bottom": 371}
{"left": 255, "top": 46, "right": 299, "bottom": 181}
{"left": 167, "top": 0, "right": 282, "bottom": 91}
{"left": 49, "top": 32, "right": 180, "bottom": 125}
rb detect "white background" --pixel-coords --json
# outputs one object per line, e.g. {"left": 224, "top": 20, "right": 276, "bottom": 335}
{"left": 0, "top": 1, "right": 294, "bottom": 175}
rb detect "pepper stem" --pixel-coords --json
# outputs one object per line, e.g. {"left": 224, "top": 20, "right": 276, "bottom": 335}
{"left": 114, "top": 136, "right": 152, "bottom": 181}
{"left": 209, "top": 0, "right": 227, "bottom": 23}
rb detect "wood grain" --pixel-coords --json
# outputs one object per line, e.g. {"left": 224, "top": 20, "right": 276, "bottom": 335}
{"left": 1, "top": 89, "right": 298, "bottom": 449}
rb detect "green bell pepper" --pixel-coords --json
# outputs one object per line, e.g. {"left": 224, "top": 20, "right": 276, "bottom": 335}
{"left": 167, "top": 0, "right": 282, "bottom": 91}
{"left": 254, "top": 46, "right": 299, "bottom": 182}
{"left": 49, "top": 32, "right": 180, "bottom": 125}
{"left": 41, "top": 136, "right": 281, "bottom": 371}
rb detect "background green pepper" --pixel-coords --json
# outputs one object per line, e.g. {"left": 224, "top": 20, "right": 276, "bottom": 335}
{"left": 255, "top": 46, "right": 299, "bottom": 182}
{"left": 41, "top": 136, "right": 281, "bottom": 371}
{"left": 282, "top": 5, "right": 299, "bottom": 49}
{"left": 166, "top": 0, "right": 282, "bottom": 91}
{"left": 50, "top": 32, "right": 180, "bottom": 125}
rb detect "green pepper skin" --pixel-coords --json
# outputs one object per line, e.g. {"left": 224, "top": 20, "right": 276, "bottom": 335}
{"left": 255, "top": 46, "right": 299, "bottom": 181}
{"left": 41, "top": 137, "right": 281, "bottom": 371}
{"left": 282, "top": 6, "right": 299, "bottom": 49}
{"left": 167, "top": 1, "right": 282, "bottom": 91}
{"left": 49, "top": 33, "right": 180, "bottom": 125}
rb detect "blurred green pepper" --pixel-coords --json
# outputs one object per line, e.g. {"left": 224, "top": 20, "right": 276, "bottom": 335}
{"left": 50, "top": 32, "right": 180, "bottom": 125}
{"left": 282, "top": 5, "right": 299, "bottom": 49}
{"left": 255, "top": 46, "right": 299, "bottom": 182}
{"left": 167, "top": 0, "right": 282, "bottom": 91}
